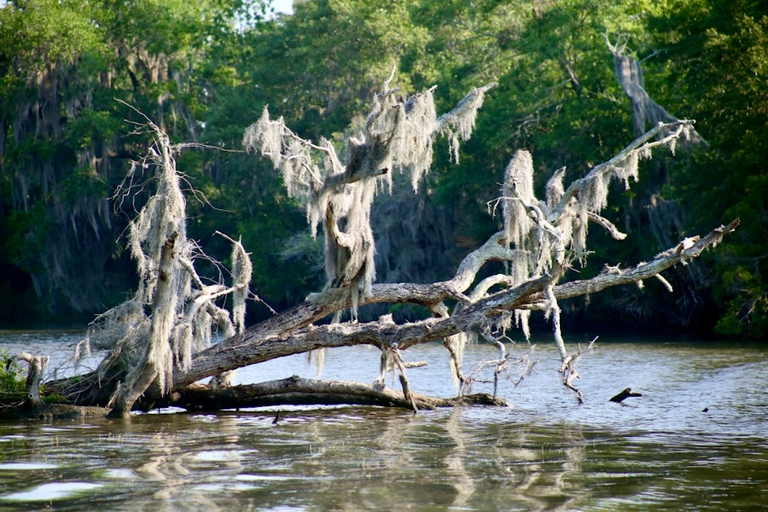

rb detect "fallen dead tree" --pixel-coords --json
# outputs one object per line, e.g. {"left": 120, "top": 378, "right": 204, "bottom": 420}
{"left": 19, "top": 64, "right": 736, "bottom": 418}
{"left": 162, "top": 376, "right": 508, "bottom": 412}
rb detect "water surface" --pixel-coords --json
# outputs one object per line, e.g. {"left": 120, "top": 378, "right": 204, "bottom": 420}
{"left": 0, "top": 332, "right": 766, "bottom": 510}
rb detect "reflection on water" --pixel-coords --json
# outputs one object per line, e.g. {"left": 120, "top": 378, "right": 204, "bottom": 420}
{"left": 1, "top": 332, "right": 767, "bottom": 510}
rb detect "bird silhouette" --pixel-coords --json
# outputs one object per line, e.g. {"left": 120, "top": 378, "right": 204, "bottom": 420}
{"left": 609, "top": 388, "right": 643, "bottom": 403}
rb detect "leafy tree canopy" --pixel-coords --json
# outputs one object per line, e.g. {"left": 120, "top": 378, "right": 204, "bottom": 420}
{"left": 0, "top": 0, "right": 765, "bottom": 338}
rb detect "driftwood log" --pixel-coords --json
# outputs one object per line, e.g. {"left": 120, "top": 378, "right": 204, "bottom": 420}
{"left": 164, "top": 376, "right": 508, "bottom": 411}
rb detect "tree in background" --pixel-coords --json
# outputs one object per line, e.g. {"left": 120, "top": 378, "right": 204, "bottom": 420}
{"left": 1, "top": 0, "right": 765, "bottom": 340}
{"left": 0, "top": 0, "right": 260, "bottom": 322}
{"left": 645, "top": 0, "right": 768, "bottom": 337}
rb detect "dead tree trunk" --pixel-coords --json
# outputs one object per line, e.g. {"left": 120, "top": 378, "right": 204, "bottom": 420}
{"left": 109, "top": 232, "right": 179, "bottom": 418}
{"left": 166, "top": 218, "right": 737, "bottom": 390}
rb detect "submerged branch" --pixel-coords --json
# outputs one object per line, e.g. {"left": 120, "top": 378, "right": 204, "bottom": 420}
{"left": 167, "top": 377, "right": 509, "bottom": 411}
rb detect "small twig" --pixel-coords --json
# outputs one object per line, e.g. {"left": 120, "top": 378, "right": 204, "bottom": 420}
{"left": 558, "top": 336, "right": 598, "bottom": 405}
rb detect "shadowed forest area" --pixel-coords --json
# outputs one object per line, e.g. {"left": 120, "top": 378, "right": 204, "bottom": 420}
{"left": 1, "top": 0, "right": 766, "bottom": 340}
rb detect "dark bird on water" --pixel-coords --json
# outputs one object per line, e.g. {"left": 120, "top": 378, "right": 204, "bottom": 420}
{"left": 609, "top": 388, "right": 643, "bottom": 403}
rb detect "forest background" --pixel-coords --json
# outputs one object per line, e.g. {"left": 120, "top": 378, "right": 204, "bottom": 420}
{"left": 0, "top": 0, "right": 765, "bottom": 339}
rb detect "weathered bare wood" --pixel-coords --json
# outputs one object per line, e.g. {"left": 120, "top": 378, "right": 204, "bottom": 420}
{"left": 548, "top": 120, "right": 693, "bottom": 222}
{"left": 534, "top": 219, "right": 740, "bottom": 306}
{"left": 33, "top": 74, "right": 738, "bottom": 417}
{"left": 225, "top": 244, "right": 501, "bottom": 348}
{"left": 9, "top": 353, "right": 49, "bottom": 406}
{"left": 168, "top": 377, "right": 508, "bottom": 411}
{"left": 205, "top": 231, "right": 521, "bottom": 359}
{"left": 109, "top": 231, "right": 179, "bottom": 418}
{"left": 43, "top": 217, "right": 737, "bottom": 413}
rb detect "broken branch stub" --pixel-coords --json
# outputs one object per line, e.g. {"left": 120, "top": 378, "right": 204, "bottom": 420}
{"left": 10, "top": 353, "right": 49, "bottom": 406}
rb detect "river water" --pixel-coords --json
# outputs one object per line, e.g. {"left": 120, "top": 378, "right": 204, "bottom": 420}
{"left": 0, "top": 331, "right": 766, "bottom": 510}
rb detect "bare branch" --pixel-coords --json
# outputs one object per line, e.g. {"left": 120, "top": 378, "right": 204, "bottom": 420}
{"left": 588, "top": 212, "right": 627, "bottom": 240}
{"left": 548, "top": 120, "right": 694, "bottom": 222}
{"left": 175, "top": 220, "right": 738, "bottom": 388}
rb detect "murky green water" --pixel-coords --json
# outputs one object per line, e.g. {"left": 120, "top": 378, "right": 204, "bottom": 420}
{"left": 1, "top": 332, "right": 767, "bottom": 510}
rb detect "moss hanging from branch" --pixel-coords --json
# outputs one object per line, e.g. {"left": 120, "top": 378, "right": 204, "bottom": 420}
{"left": 60, "top": 106, "right": 260, "bottom": 417}
{"left": 243, "top": 80, "right": 496, "bottom": 317}
{"left": 605, "top": 34, "right": 707, "bottom": 149}
{"left": 491, "top": 116, "right": 704, "bottom": 399}
{"left": 31, "top": 55, "right": 739, "bottom": 416}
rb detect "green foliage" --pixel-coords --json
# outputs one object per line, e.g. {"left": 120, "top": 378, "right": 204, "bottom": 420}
{"left": 646, "top": 0, "right": 768, "bottom": 338}
{"left": 419, "top": 1, "right": 653, "bottom": 303}
{"left": 0, "top": 0, "right": 250, "bottom": 320}
{"left": 0, "top": 0, "right": 107, "bottom": 72}
{"left": 6, "top": 206, "right": 49, "bottom": 272}
{"left": 0, "top": 353, "right": 26, "bottom": 395}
